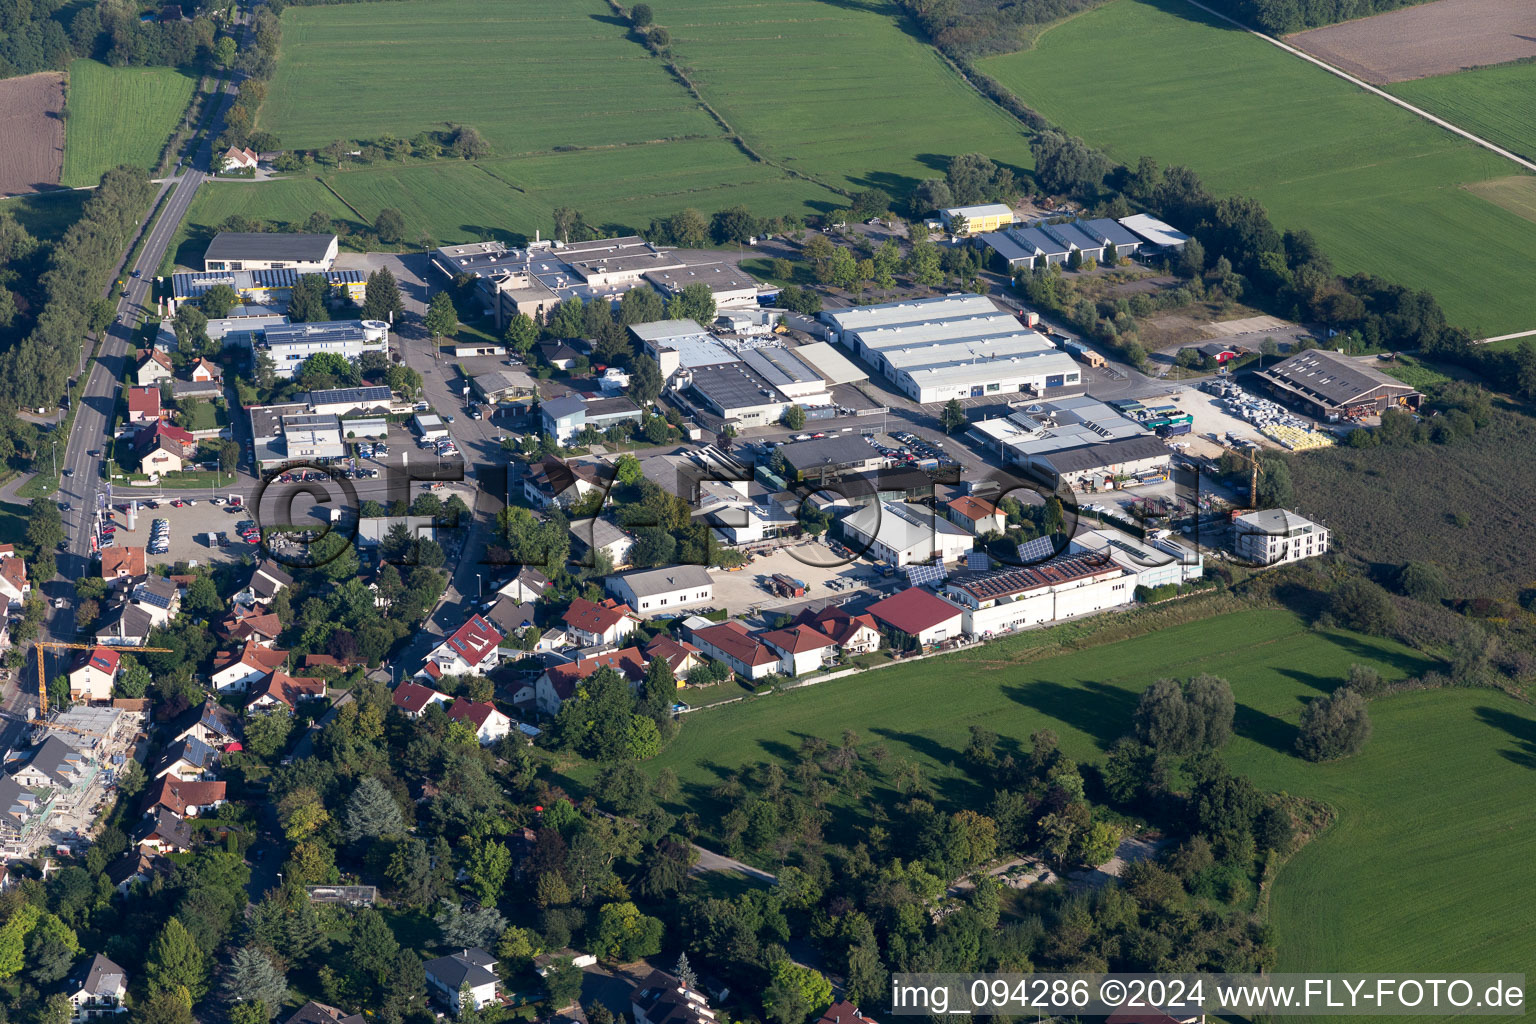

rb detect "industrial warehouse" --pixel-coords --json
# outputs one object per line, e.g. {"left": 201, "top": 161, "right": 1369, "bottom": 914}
{"left": 1253, "top": 349, "right": 1422, "bottom": 421}
{"left": 968, "top": 395, "right": 1174, "bottom": 490}
{"left": 820, "top": 295, "right": 1083, "bottom": 404}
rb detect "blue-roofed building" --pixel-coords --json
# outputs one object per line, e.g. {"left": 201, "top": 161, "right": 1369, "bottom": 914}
{"left": 1080, "top": 218, "right": 1143, "bottom": 256}
{"left": 1012, "top": 227, "right": 1073, "bottom": 265}
{"left": 976, "top": 230, "right": 1041, "bottom": 271}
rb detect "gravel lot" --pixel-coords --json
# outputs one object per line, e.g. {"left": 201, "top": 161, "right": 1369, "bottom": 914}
{"left": 709, "top": 542, "right": 895, "bottom": 622}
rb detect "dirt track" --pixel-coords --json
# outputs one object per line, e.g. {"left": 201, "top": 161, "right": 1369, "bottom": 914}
{"left": 1288, "top": 0, "right": 1536, "bottom": 83}
{"left": 0, "top": 72, "right": 65, "bottom": 195}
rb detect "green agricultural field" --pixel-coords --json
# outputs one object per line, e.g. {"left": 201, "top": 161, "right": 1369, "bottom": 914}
{"left": 660, "top": 0, "right": 1035, "bottom": 195}
{"left": 978, "top": 0, "right": 1536, "bottom": 337}
{"left": 637, "top": 608, "right": 1536, "bottom": 995}
{"left": 172, "top": 139, "right": 844, "bottom": 267}
{"left": 0, "top": 188, "right": 88, "bottom": 242}
{"left": 261, "top": 0, "right": 720, "bottom": 155}
{"left": 61, "top": 59, "right": 196, "bottom": 187}
{"left": 1390, "top": 62, "right": 1536, "bottom": 166}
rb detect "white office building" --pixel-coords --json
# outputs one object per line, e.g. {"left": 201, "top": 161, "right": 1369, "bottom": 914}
{"left": 840, "top": 501, "right": 975, "bottom": 566}
{"left": 1232, "top": 509, "right": 1330, "bottom": 565}
{"left": 260, "top": 321, "right": 389, "bottom": 378}
{"left": 941, "top": 554, "right": 1134, "bottom": 637}
{"left": 605, "top": 565, "right": 715, "bottom": 615}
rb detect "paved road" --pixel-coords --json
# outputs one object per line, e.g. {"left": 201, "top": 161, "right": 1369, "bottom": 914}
{"left": 689, "top": 843, "right": 778, "bottom": 885}
{"left": 40, "top": 18, "right": 253, "bottom": 657}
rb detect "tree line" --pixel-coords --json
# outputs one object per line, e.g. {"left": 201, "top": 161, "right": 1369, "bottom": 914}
{"left": 0, "top": 0, "right": 220, "bottom": 78}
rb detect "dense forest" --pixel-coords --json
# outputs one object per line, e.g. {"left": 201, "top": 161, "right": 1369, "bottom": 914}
{"left": 0, "top": 0, "right": 220, "bottom": 78}
{"left": 1198, "top": 0, "right": 1439, "bottom": 34}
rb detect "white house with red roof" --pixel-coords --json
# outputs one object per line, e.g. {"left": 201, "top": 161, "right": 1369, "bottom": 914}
{"left": 391, "top": 680, "right": 450, "bottom": 719}
{"left": 561, "top": 598, "right": 639, "bottom": 647}
{"left": 757, "top": 623, "right": 838, "bottom": 676}
{"left": 419, "top": 614, "right": 504, "bottom": 681}
{"left": 535, "top": 647, "right": 648, "bottom": 714}
{"left": 246, "top": 671, "right": 326, "bottom": 711}
{"left": 211, "top": 642, "right": 290, "bottom": 693}
{"left": 68, "top": 647, "right": 121, "bottom": 702}
{"left": 690, "top": 621, "right": 780, "bottom": 681}
{"left": 445, "top": 697, "right": 513, "bottom": 745}
{"left": 866, "top": 588, "right": 963, "bottom": 648}
{"left": 792, "top": 606, "right": 881, "bottom": 655}
{"left": 126, "top": 386, "right": 162, "bottom": 423}
{"left": 221, "top": 145, "right": 259, "bottom": 171}
{"left": 0, "top": 550, "right": 28, "bottom": 604}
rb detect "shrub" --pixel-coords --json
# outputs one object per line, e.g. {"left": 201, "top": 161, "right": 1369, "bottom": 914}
{"left": 1295, "top": 688, "right": 1371, "bottom": 761}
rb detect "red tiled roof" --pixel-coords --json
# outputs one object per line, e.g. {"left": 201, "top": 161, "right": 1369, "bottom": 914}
{"left": 563, "top": 598, "right": 636, "bottom": 636}
{"left": 757, "top": 623, "right": 836, "bottom": 655}
{"left": 392, "top": 681, "right": 447, "bottom": 715}
{"left": 301, "top": 653, "right": 364, "bottom": 670}
{"left": 75, "top": 647, "right": 121, "bottom": 676}
{"left": 817, "top": 1003, "right": 878, "bottom": 1024}
{"left": 866, "top": 588, "right": 962, "bottom": 636}
{"left": 143, "top": 777, "right": 226, "bottom": 817}
{"left": 127, "top": 386, "right": 161, "bottom": 417}
{"left": 692, "top": 621, "right": 779, "bottom": 667}
{"left": 435, "top": 615, "right": 504, "bottom": 668}
{"left": 248, "top": 670, "right": 324, "bottom": 708}
{"left": 543, "top": 647, "right": 647, "bottom": 701}
{"left": 0, "top": 557, "right": 27, "bottom": 593}
{"left": 794, "top": 606, "right": 878, "bottom": 646}
{"left": 101, "top": 546, "right": 147, "bottom": 578}
{"left": 214, "top": 640, "right": 289, "bottom": 676}
{"left": 948, "top": 495, "right": 1000, "bottom": 521}
{"left": 446, "top": 697, "right": 504, "bottom": 730}
{"left": 139, "top": 349, "right": 173, "bottom": 372}
{"left": 642, "top": 635, "right": 700, "bottom": 675}
{"left": 230, "top": 613, "right": 282, "bottom": 642}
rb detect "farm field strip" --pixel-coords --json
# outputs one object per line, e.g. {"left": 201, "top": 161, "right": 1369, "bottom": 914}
{"left": 634, "top": 608, "right": 1536, "bottom": 1007}
{"left": 60, "top": 60, "right": 197, "bottom": 187}
{"left": 0, "top": 71, "right": 66, "bottom": 195}
{"left": 1390, "top": 63, "right": 1536, "bottom": 166}
{"left": 663, "top": 0, "right": 1036, "bottom": 194}
{"left": 261, "top": 0, "right": 721, "bottom": 154}
{"left": 977, "top": 0, "right": 1536, "bottom": 337}
{"left": 1285, "top": 0, "right": 1536, "bottom": 84}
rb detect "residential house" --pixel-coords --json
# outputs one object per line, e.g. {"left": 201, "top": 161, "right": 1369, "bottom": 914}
{"left": 189, "top": 357, "right": 221, "bottom": 382}
{"left": 221, "top": 145, "right": 259, "bottom": 171}
{"left": 643, "top": 635, "right": 703, "bottom": 678}
{"left": 226, "top": 611, "right": 283, "bottom": 647}
{"left": 128, "top": 576, "right": 180, "bottom": 628}
{"left": 523, "top": 455, "right": 607, "bottom": 510}
{"left": 947, "top": 495, "right": 1007, "bottom": 536}
{"left": 690, "top": 621, "right": 779, "bottom": 681}
{"left": 420, "top": 615, "right": 504, "bottom": 682}
{"left": 1232, "top": 508, "right": 1330, "bottom": 566}
{"left": 132, "top": 809, "right": 193, "bottom": 853}
{"left": 93, "top": 599, "right": 155, "bottom": 647}
{"left": 100, "top": 547, "right": 147, "bottom": 585}
{"left": 568, "top": 517, "right": 635, "bottom": 570}
{"left": 12, "top": 737, "right": 92, "bottom": 796}
{"left": 126, "top": 386, "right": 162, "bottom": 423}
{"left": 240, "top": 561, "right": 293, "bottom": 605}
{"left": 168, "top": 698, "right": 243, "bottom": 750}
{"left": 445, "top": 698, "right": 513, "bottom": 746}
{"left": 212, "top": 642, "right": 290, "bottom": 693}
{"left": 152, "top": 736, "right": 219, "bottom": 781}
{"left": 423, "top": 948, "right": 499, "bottom": 1014}
{"left": 246, "top": 671, "right": 326, "bottom": 712}
{"left": 0, "top": 775, "right": 47, "bottom": 860}
{"left": 536, "top": 341, "right": 582, "bottom": 370}
{"left": 866, "top": 588, "right": 964, "bottom": 648}
{"left": 790, "top": 605, "right": 880, "bottom": 655}
{"left": 562, "top": 598, "right": 639, "bottom": 647}
{"left": 105, "top": 850, "right": 170, "bottom": 894}
{"left": 68, "top": 648, "right": 121, "bottom": 703}
{"left": 483, "top": 596, "right": 537, "bottom": 638}
{"left": 0, "top": 552, "right": 28, "bottom": 604}
{"left": 535, "top": 647, "right": 647, "bottom": 715}
{"left": 605, "top": 565, "right": 714, "bottom": 615}
{"left": 66, "top": 954, "right": 128, "bottom": 1022}
{"left": 817, "top": 1003, "right": 878, "bottom": 1024}
{"left": 631, "top": 970, "right": 717, "bottom": 1024}
{"left": 283, "top": 1003, "right": 366, "bottom": 1024}
{"left": 137, "top": 422, "right": 196, "bottom": 476}
{"left": 133, "top": 349, "right": 175, "bottom": 387}
{"left": 757, "top": 624, "right": 838, "bottom": 676}
{"left": 142, "top": 778, "right": 226, "bottom": 818}
{"left": 497, "top": 566, "right": 551, "bottom": 603}
{"left": 391, "top": 680, "right": 450, "bottom": 719}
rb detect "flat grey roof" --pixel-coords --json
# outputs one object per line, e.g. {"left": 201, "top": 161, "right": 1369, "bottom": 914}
{"left": 740, "top": 347, "right": 822, "bottom": 388}
{"left": 690, "top": 361, "right": 786, "bottom": 412}
{"left": 782, "top": 435, "right": 877, "bottom": 471}
{"left": 1041, "top": 435, "right": 1170, "bottom": 473}
{"left": 205, "top": 232, "right": 336, "bottom": 263}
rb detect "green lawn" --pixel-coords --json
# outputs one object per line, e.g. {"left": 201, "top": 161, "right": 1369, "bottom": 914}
{"left": 978, "top": 0, "right": 1536, "bottom": 337}
{"left": 1390, "top": 62, "right": 1536, "bottom": 166}
{"left": 660, "top": 0, "right": 1036, "bottom": 195}
{"left": 0, "top": 188, "right": 89, "bottom": 242}
{"left": 635, "top": 608, "right": 1536, "bottom": 994}
{"left": 0, "top": 503, "right": 29, "bottom": 552}
{"left": 61, "top": 59, "right": 197, "bottom": 187}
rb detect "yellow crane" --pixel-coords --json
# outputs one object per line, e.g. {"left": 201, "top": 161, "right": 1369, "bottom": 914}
{"left": 33, "top": 641, "right": 173, "bottom": 715}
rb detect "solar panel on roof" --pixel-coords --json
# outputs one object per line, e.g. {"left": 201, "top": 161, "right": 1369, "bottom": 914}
{"left": 1016, "top": 535, "right": 1060, "bottom": 565}
{"left": 966, "top": 549, "right": 991, "bottom": 571}
{"left": 903, "top": 563, "right": 947, "bottom": 588}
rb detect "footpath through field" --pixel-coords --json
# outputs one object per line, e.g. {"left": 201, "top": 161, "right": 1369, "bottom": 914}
{"left": 1181, "top": 0, "right": 1536, "bottom": 176}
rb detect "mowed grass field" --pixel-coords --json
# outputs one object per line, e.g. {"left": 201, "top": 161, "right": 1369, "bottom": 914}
{"left": 61, "top": 59, "right": 196, "bottom": 187}
{"left": 1390, "top": 62, "right": 1536, "bottom": 165}
{"left": 171, "top": 137, "right": 845, "bottom": 265}
{"left": 661, "top": 0, "right": 1035, "bottom": 194}
{"left": 978, "top": 0, "right": 1536, "bottom": 337}
{"left": 636, "top": 608, "right": 1536, "bottom": 992}
{"left": 261, "top": 0, "right": 719, "bottom": 154}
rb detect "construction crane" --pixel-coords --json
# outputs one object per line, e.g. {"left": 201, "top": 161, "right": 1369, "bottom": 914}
{"left": 32, "top": 641, "right": 173, "bottom": 715}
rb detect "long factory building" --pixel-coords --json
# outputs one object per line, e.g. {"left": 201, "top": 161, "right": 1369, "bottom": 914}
{"left": 820, "top": 295, "right": 1083, "bottom": 404}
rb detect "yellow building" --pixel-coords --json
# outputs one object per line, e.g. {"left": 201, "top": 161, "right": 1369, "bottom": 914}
{"left": 941, "top": 203, "right": 1015, "bottom": 235}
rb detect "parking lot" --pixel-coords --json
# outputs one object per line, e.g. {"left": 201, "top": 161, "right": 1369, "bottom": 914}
{"left": 708, "top": 542, "right": 900, "bottom": 625}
